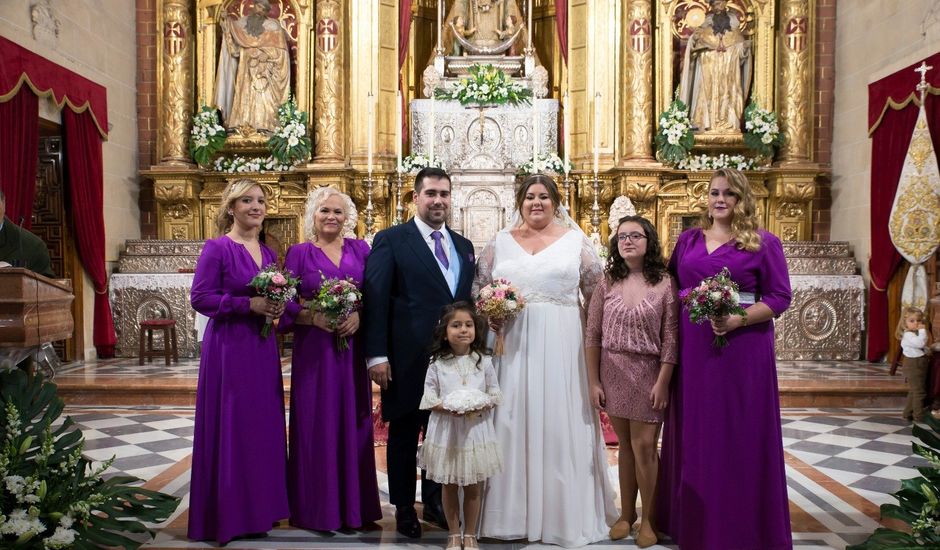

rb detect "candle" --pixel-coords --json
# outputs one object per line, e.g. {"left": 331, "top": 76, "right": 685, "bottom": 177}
{"left": 532, "top": 102, "right": 539, "bottom": 165}
{"left": 430, "top": 96, "right": 436, "bottom": 163}
{"left": 396, "top": 90, "right": 403, "bottom": 172}
{"left": 563, "top": 91, "right": 570, "bottom": 175}
{"left": 593, "top": 92, "right": 600, "bottom": 176}
{"left": 367, "top": 92, "right": 374, "bottom": 177}
{"left": 437, "top": 0, "right": 443, "bottom": 51}
{"left": 527, "top": 0, "right": 533, "bottom": 49}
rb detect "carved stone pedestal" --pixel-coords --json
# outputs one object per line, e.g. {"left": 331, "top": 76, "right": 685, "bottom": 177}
{"left": 775, "top": 242, "right": 865, "bottom": 360}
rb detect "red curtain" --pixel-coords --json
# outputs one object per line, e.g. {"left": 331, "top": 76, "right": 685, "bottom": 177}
{"left": 555, "top": 0, "right": 567, "bottom": 64}
{"left": 399, "top": 0, "right": 413, "bottom": 160}
{"left": 866, "top": 51, "right": 940, "bottom": 361}
{"left": 63, "top": 109, "right": 116, "bottom": 358}
{"left": 0, "top": 91, "right": 39, "bottom": 228}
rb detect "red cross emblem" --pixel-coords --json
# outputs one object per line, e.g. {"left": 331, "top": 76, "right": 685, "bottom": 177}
{"left": 317, "top": 18, "right": 339, "bottom": 54}
{"left": 786, "top": 17, "right": 808, "bottom": 52}
{"left": 630, "top": 18, "right": 651, "bottom": 53}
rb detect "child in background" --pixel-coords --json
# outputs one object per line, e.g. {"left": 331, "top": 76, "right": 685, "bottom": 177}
{"left": 899, "top": 307, "right": 930, "bottom": 422}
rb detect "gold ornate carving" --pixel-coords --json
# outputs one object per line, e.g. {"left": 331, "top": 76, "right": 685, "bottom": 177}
{"left": 159, "top": 0, "right": 194, "bottom": 165}
{"left": 776, "top": 0, "right": 813, "bottom": 164}
{"left": 620, "top": 0, "right": 654, "bottom": 162}
{"left": 766, "top": 171, "right": 815, "bottom": 241}
{"left": 890, "top": 174, "right": 940, "bottom": 260}
{"left": 313, "top": 0, "right": 344, "bottom": 162}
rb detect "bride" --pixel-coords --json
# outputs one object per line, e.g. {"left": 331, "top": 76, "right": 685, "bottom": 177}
{"left": 476, "top": 174, "right": 617, "bottom": 547}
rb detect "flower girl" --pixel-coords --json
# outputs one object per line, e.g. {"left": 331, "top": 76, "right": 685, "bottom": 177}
{"left": 418, "top": 302, "right": 503, "bottom": 550}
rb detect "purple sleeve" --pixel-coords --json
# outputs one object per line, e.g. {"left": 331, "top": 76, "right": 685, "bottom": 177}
{"left": 757, "top": 232, "right": 792, "bottom": 316}
{"left": 585, "top": 276, "right": 607, "bottom": 348}
{"left": 668, "top": 229, "right": 690, "bottom": 280}
{"left": 278, "top": 244, "right": 304, "bottom": 332}
{"left": 190, "top": 239, "right": 251, "bottom": 319}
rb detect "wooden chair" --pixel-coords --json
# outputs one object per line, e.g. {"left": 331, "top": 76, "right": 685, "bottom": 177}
{"left": 138, "top": 319, "right": 179, "bottom": 366}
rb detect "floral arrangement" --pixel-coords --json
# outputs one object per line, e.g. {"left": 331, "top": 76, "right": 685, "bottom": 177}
{"left": 676, "top": 153, "right": 758, "bottom": 172}
{"left": 212, "top": 155, "right": 295, "bottom": 174}
{"left": 849, "top": 415, "right": 940, "bottom": 549}
{"left": 516, "top": 152, "right": 572, "bottom": 176}
{"left": 400, "top": 153, "right": 446, "bottom": 174}
{"left": 679, "top": 267, "right": 747, "bottom": 348}
{"left": 442, "top": 388, "right": 493, "bottom": 414}
{"left": 655, "top": 97, "right": 695, "bottom": 166}
{"left": 475, "top": 278, "right": 525, "bottom": 356}
{"left": 189, "top": 106, "right": 227, "bottom": 167}
{"left": 434, "top": 64, "right": 532, "bottom": 107}
{"left": 743, "top": 102, "right": 784, "bottom": 158}
{"left": 308, "top": 275, "right": 363, "bottom": 351}
{"left": 248, "top": 264, "right": 300, "bottom": 338}
{"left": 268, "top": 97, "right": 312, "bottom": 166}
{"left": 0, "top": 369, "right": 179, "bottom": 549}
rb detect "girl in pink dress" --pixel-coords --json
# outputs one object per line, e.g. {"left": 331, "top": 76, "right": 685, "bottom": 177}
{"left": 586, "top": 215, "right": 678, "bottom": 548}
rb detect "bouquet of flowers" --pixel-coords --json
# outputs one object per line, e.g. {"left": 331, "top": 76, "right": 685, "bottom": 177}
{"left": 248, "top": 264, "right": 300, "bottom": 338}
{"left": 268, "top": 97, "right": 312, "bottom": 166}
{"left": 679, "top": 267, "right": 747, "bottom": 348}
{"left": 743, "top": 102, "right": 785, "bottom": 158}
{"left": 655, "top": 96, "right": 695, "bottom": 166}
{"left": 189, "top": 106, "right": 226, "bottom": 167}
{"left": 308, "top": 275, "right": 363, "bottom": 351}
{"left": 676, "top": 153, "right": 758, "bottom": 172}
{"left": 442, "top": 388, "right": 493, "bottom": 414}
{"left": 434, "top": 64, "right": 532, "bottom": 107}
{"left": 400, "top": 152, "right": 446, "bottom": 174}
{"left": 475, "top": 278, "right": 525, "bottom": 356}
{"left": 516, "top": 152, "right": 572, "bottom": 176}
{"left": 212, "top": 154, "right": 295, "bottom": 173}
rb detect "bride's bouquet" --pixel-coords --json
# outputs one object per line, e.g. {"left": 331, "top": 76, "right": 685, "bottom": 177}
{"left": 679, "top": 267, "right": 747, "bottom": 349}
{"left": 442, "top": 388, "right": 493, "bottom": 414}
{"left": 308, "top": 275, "right": 362, "bottom": 351}
{"left": 475, "top": 278, "right": 525, "bottom": 356}
{"left": 248, "top": 264, "right": 300, "bottom": 338}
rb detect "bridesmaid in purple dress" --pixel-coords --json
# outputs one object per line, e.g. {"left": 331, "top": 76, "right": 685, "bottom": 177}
{"left": 189, "top": 179, "right": 289, "bottom": 543}
{"left": 658, "top": 168, "right": 792, "bottom": 550}
{"left": 279, "top": 187, "right": 382, "bottom": 531}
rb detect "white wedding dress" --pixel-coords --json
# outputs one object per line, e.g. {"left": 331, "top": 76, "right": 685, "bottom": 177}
{"left": 477, "top": 229, "right": 618, "bottom": 547}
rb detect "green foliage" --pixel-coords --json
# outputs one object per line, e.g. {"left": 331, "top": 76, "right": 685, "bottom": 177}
{"left": 189, "top": 106, "right": 227, "bottom": 167}
{"left": 434, "top": 64, "right": 533, "bottom": 107}
{"left": 742, "top": 102, "right": 785, "bottom": 159}
{"left": 848, "top": 415, "right": 940, "bottom": 549}
{"left": 0, "top": 369, "right": 179, "bottom": 549}
{"left": 655, "top": 97, "right": 695, "bottom": 166}
{"left": 267, "top": 97, "right": 312, "bottom": 166}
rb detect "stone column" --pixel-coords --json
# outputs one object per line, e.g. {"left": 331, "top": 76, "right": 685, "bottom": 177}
{"left": 158, "top": 0, "right": 194, "bottom": 165}
{"left": 620, "top": 0, "right": 654, "bottom": 164}
{"left": 777, "top": 0, "right": 814, "bottom": 164}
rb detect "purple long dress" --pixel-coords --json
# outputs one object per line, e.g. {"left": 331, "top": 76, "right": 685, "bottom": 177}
{"left": 280, "top": 238, "right": 382, "bottom": 530}
{"left": 188, "top": 236, "right": 289, "bottom": 544}
{"left": 658, "top": 228, "right": 792, "bottom": 550}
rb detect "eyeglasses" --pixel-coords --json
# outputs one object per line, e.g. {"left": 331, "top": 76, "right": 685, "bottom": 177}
{"left": 616, "top": 232, "right": 647, "bottom": 242}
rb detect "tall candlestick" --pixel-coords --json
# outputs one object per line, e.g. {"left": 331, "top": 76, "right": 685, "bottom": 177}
{"left": 367, "top": 92, "right": 374, "bottom": 177}
{"left": 437, "top": 0, "right": 443, "bottom": 52}
{"left": 563, "top": 91, "right": 570, "bottom": 175}
{"left": 593, "top": 92, "right": 600, "bottom": 176}
{"left": 396, "top": 90, "right": 403, "bottom": 171}
{"left": 430, "top": 96, "right": 436, "bottom": 163}
{"left": 527, "top": 0, "right": 533, "bottom": 49}
{"left": 532, "top": 102, "right": 539, "bottom": 165}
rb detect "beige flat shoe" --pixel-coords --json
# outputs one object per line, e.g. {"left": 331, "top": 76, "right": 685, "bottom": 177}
{"left": 445, "top": 534, "right": 463, "bottom": 550}
{"left": 462, "top": 534, "right": 479, "bottom": 549}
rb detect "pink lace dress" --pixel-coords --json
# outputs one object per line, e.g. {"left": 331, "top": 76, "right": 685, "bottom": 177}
{"left": 585, "top": 275, "right": 679, "bottom": 423}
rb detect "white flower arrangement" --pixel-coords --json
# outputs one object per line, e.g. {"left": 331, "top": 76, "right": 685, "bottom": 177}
{"left": 189, "top": 106, "right": 227, "bottom": 166}
{"left": 212, "top": 154, "right": 295, "bottom": 173}
{"left": 676, "top": 153, "right": 759, "bottom": 172}
{"left": 517, "top": 152, "right": 572, "bottom": 176}
{"left": 268, "top": 97, "right": 312, "bottom": 165}
{"left": 655, "top": 97, "right": 695, "bottom": 166}
{"left": 743, "top": 102, "right": 784, "bottom": 158}
{"left": 399, "top": 153, "right": 446, "bottom": 174}
{"left": 434, "top": 64, "right": 532, "bottom": 107}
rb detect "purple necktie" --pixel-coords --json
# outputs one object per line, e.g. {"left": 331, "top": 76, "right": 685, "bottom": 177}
{"left": 431, "top": 230, "right": 449, "bottom": 269}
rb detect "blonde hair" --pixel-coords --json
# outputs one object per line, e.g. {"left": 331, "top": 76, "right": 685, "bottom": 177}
{"left": 303, "top": 186, "right": 358, "bottom": 241}
{"left": 896, "top": 306, "right": 926, "bottom": 341}
{"left": 215, "top": 179, "right": 265, "bottom": 236}
{"left": 700, "top": 168, "right": 762, "bottom": 252}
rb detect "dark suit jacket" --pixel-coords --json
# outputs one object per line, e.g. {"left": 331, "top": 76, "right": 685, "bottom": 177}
{"left": 363, "top": 219, "right": 475, "bottom": 421}
{"left": 0, "top": 217, "right": 54, "bottom": 278}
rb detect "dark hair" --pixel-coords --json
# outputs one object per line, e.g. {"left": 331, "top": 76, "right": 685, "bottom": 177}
{"left": 414, "top": 167, "right": 451, "bottom": 193}
{"left": 428, "top": 302, "right": 489, "bottom": 366}
{"left": 514, "top": 174, "right": 562, "bottom": 214}
{"left": 606, "top": 215, "right": 668, "bottom": 285}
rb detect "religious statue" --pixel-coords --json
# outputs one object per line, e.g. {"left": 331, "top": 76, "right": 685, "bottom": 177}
{"left": 441, "top": 0, "right": 528, "bottom": 56}
{"left": 451, "top": 16, "right": 477, "bottom": 56}
{"left": 214, "top": 0, "right": 291, "bottom": 133}
{"left": 678, "top": 0, "right": 752, "bottom": 133}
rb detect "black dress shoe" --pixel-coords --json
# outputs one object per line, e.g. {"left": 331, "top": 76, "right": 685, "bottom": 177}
{"left": 395, "top": 506, "right": 421, "bottom": 538}
{"left": 422, "top": 501, "right": 448, "bottom": 530}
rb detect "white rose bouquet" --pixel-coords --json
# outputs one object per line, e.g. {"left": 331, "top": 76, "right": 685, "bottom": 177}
{"left": 475, "top": 278, "right": 525, "bottom": 356}
{"left": 517, "top": 152, "right": 572, "bottom": 176}
{"left": 677, "top": 153, "right": 758, "bottom": 172}
{"left": 400, "top": 152, "right": 446, "bottom": 174}
{"left": 268, "top": 97, "right": 312, "bottom": 166}
{"left": 743, "top": 102, "right": 784, "bottom": 159}
{"left": 213, "top": 154, "right": 294, "bottom": 173}
{"left": 434, "top": 64, "right": 532, "bottom": 107}
{"left": 655, "top": 96, "right": 695, "bottom": 166}
{"left": 189, "top": 106, "right": 226, "bottom": 166}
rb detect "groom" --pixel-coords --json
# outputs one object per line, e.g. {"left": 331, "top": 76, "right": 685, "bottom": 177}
{"left": 363, "top": 167, "right": 475, "bottom": 538}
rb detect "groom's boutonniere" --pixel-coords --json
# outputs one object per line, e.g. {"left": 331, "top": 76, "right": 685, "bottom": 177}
{"left": 467, "top": 251, "right": 475, "bottom": 263}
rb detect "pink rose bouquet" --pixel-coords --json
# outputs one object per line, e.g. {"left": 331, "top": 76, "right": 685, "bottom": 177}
{"left": 308, "top": 275, "right": 363, "bottom": 351}
{"left": 475, "top": 278, "right": 525, "bottom": 356}
{"left": 679, "top": 266, "right": 747, "bottom": 348}
{"left": 249, "top": 264, "right": 300, "bottom": 338}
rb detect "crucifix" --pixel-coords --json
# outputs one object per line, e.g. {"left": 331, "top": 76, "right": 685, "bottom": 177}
{"left": 915, "top": 61, "right": 933, "bottom": 101}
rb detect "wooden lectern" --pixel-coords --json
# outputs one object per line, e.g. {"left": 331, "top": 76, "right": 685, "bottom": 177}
{"left": 0, "top": 268, "right": 74, "bottom": 348}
